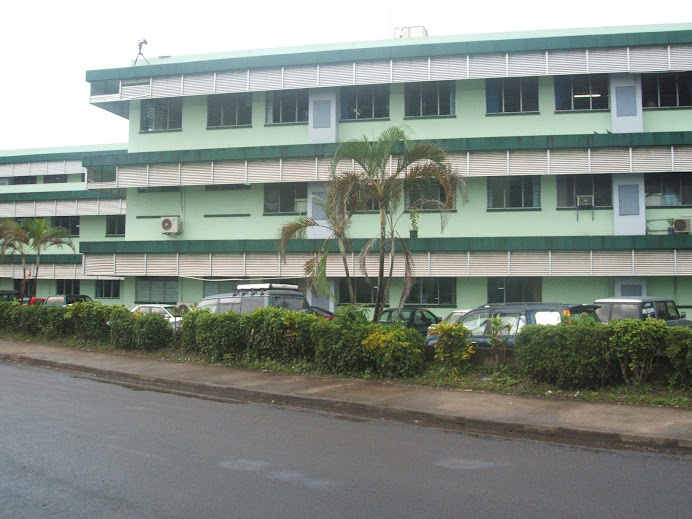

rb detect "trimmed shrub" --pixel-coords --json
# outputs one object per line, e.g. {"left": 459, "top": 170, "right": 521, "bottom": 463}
{"left": 516, "top": 320, "right": 614, "bottom": 389}
{"left": 41, "top": 306, "right": 73, "bottom": 339}
{"left": 241, "top": 307, "right": 320, "bottom": 362}
{"left": 66, "top": 302, "right": 113, "bottom": 343}
{"left": 17, "top": 304, "right": 46, "bottom": 335}
{"left": 314, "top": 321, "right": 377, "bottom": 375}
{"left": 196, "top": 311, "right": 245, "bottom": 362}
{"left": 361, "top": 325, "right": 425, "bottom": 377}
{"left": 180, "top": 308, "right": 205, "bottom": 353}
{"left": 109, "top": 306, "right": 136, "bottom": 349}
{"left": 0, "top": 302, "right": 23, "bottom": 332}
{"left": 133, "top": 313, "right": 173, "bottom": 351}
{"left": 665, "top": 326, "right": 692, "bottom": 387}
{"left": 608, "top": 318, "right": 669, "bottom": 387}
{"left": 430, "top": 322, "right": 474, "bottom": 366}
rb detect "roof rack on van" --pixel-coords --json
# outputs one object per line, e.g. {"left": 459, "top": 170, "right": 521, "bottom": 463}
{"left": 236, "top": 283, "right": 299, "bottom": 290}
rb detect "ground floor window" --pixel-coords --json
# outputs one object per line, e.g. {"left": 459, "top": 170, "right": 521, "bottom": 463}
{"left": 135, "top": 276, "right": 178, "bottom": 303}
{"left": 487, "top": 277, "right": 541, "bottom": 303}
{"left": 406, "top": 278, "right": 456, "bottom": 306}
{"left": 96, "top": 280, "right": 120, "bottom": 299}
{"left": 57, "top": 279, "right": 80, "bottom": 295}
{"left": 337, "top": 278, "right": 387, "bottom": 305}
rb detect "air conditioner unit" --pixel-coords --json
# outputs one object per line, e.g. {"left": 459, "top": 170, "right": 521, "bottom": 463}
{"left": 673, "top": 218, "right": 691, "bottom": 234}
{"left": 160, "top": 216, "right": 181, "bottom": 234}
{"left": 576, "top": 195, "right": 594, "bottom": 208}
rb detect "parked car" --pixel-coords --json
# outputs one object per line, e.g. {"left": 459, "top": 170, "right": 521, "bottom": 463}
{"left": 131, "top": 304, "right": 183, "bottom": 329}
{"left": 0, "top": 289, "right": 21, "bottom": 302}
{"left": 19, "top": 297, "right": 45, "bottom": 306}
{"left": 196, "top": 283, "right": 307, "bottom": 315}
{"left": 426, "top": 302, "right": 601, "bottom": 352}
{"left": 378, "top": 308, "right": 441, "bottom": 335}
{"left": 594, "top": 297, "right": 692, "bottom": 327}
{"left": 44, "top": 294, "right": 94, "bottom": 306}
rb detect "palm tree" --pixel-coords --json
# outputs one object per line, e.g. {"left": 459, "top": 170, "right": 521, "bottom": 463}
{"left": 0, "top": 219, "right": 31, "bottom": 296}
{"left": 23, "top": 218, "right": 75, "bottom": 295}
{"left": 330, "top": 126, "right": 465, "bottom": 321}
{"left": 277, "top": 177, "right": 360, "bottom": 303}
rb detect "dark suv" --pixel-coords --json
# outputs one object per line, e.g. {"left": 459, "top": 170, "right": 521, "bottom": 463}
{"left": 594, "top": 297, "right": 692, "bottom": 327}
{"left": 427, "top": 302, "right": 601, "bottom": 351}
{"left": 196, "top": 283, "right": 307, "bottom": 315}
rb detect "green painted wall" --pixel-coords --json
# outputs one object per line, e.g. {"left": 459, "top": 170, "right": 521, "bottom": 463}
{"left": 643, "top": 108, "right": 692, "bottom": 133}
{"left": 127, "top": 78, "right": 616, "bottom": 153}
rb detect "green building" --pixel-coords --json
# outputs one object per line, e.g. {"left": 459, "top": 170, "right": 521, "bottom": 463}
{"left": 2, "top": 23, "right": 692, "bottom": 314}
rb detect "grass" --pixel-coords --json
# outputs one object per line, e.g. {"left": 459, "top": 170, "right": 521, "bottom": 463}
{"left": 4, "top": 332, "right": 692, "bottom": 408}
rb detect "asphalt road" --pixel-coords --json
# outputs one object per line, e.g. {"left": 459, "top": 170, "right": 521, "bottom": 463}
{"left": 1, "top": 362, "right": 690, "bottom": 519}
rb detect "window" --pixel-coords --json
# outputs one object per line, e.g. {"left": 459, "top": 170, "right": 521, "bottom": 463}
{"left": 645, "top": 173, "right": 692, "bottom": 206}
{"left": 486, "top": 77, "right": 538, "bottom": 113}
{"left": 405, "top": 179, "right": 454, "bottom": 211}
{"left": 487, "top": 176, "right": 540, "bottom": 209}
{"left": 203, "top": 280, "right": 239, "bottom": 298}
{"left": 340, "top": 85, "right": 389, "bottom": 120}
{"left": 207, "top": 92, "right": 252, "bottom": 127}
{"left": 337, "top": 278, "right": 387, "bottom": 305}
{"left": 96, "top": 280, "right": 120, "bottom": 299}
{"left": 44, "top": 174, "right": 67, "bottom": 184}
{"left": 264, "top": 182, "right": 308, "bottom": 213}
{"left": 9, "top": 176, "right": 37, "bottom": 185}
{"left": 265, "top": 90, "right": 309, "bottom": 124}
{"left": 57, "top": 279, "right": 80, "bottom": 295}
{"left": 205, "top": 184, "right": 251, "bottom": 192}
{"left": 135, "top": 276, "right": 178, "bottom": 303}
{"left": 87, "top": 166, "right": 117, "bottom": 183}
{"left": 91, "top": 80, "right": 120, "bottom": 96}
{"left": 642, "top": 72, "right": 692, "bottom": 108}
{"left": 51, "top": 216, "right": 79, "bottom": 236}
{"left": 106, "top": 215, "right": 126, "bottom": 236}
{"left": 404, "top": 81, "right": 455, "bottom": 117}
{"left": 487, "top": 277, "right": 541, "bottom": 303}
{"left": 140, "top": 98, "right": 183, "bottom": 131}
{"left": 555, "top": 75, "right": 609, "bottom": 111}
{"left": 137, "top": 186, "right": 181, "bottom": 193}
{"left": 556, "top": 174, "right": 612, "bottom": 208}
{"left": 406, "top": 278, "right": 455, "bottom": 306}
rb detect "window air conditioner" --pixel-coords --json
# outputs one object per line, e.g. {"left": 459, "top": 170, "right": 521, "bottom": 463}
{"left": 576, "top": 195, "right": 594, "bottom": 208}
{"left": 160, "top": 216, "right": 181, "bottom": 234}
{"left": 673, "top": 218, "right": 691, "bottom": 234}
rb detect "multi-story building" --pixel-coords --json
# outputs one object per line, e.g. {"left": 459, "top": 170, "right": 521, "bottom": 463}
{"left": 2, "top": 23, "right": 692, "bottom": 314}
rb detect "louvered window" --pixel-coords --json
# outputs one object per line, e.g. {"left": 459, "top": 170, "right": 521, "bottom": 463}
{"left": 404, "top": 81, "right": 455, "bottom": 117}
{"left": 140, "top": 98, "right": 183, "bottom": 131}
{"left": 340, "top": 85, "right": 389, "bottom": 120}
{"left": 645, "top": 172, "right": 692, "bottom": 206}
{"left": 486, "top": 77, "right": 539, "bottom": 114}
{"left": 87, "top": 166, "right": 116, "bottom": 183}
{"left": 106, "top": 215, "right": 126, "bottom": 236}
{"left": 264, "top": 182, "right": 308, "bottom": 213}
{"left": 265, "top": 90, "right": 309, "bottom": 124}
{"left": 207, "top": 92, "right": 252, "bottom": 127}
{"left": 555, "top": 75, "right": 609, "bottom": 111}
{"left": 405, "top": 179, "right": 454, "bottom": 210}
{"left": 51, "top": 216, "right": 79, "bottom": 236}
{"left": 488, "top": 277, "right": 541, "bottom": 303}
{"left": 96, "top": 280, "right": 120, "bottom": 299}
{"left": 57, "top": 279, "right": 80, "bottom": 295}
{"left": 642, "top": 72, "right": 692, "bottom": 108}
{"left": 407, "top": 278, "right": 455, "bottom": 306}
{"left": 337, "top": 278, "right": 386, "bottom": 305}
{"left": 556, "top": 174, "right": 612, "bottom": 208}
{"left": 135, "top": 276, "right": 178, "bottom": 303}
{"left": 487, "top": 176, "right": 541, "bottom": 209}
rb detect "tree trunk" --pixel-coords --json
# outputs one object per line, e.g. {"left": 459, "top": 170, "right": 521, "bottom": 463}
{"left": 337, "top": 238, "right": 355, "bottom": 304}
{"left": 373, "top": 207, "right": 387, "bottom": 322}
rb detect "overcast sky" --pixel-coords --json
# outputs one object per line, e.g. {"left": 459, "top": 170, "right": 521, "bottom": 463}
{"left": 0, "top": 0, "right": 686, "bottom": 151}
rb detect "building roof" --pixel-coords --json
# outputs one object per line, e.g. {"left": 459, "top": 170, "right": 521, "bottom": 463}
{"left": 0, "top": 144, "right": 127, "bottom": 162}
{"left": 86, "top": 23, "right": 692, "bottom": 82}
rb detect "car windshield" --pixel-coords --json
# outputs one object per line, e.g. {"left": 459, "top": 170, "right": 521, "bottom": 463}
{"left": 444, "top": 312, "right": 464, "bottom": 324}
{"left": 462, "top": 311, "right": 491, "bottom": 335}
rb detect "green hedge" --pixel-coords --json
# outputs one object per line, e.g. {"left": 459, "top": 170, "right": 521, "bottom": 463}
{"left": 666, "top": 327, "right": 692, "bottom": 387}
{"left": 109, "top": 306, "right": 136, "bottom": 349}
{"left": 195, "top": 311, "right": 245, "bottom": 362}
{"left": 133, "top": 313, "right": 173, "bottom": 351}
{"left": 361, "top": 325, "right": 425, "bottom": 377}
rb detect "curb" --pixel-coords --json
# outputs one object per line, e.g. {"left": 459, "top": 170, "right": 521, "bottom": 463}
{"left": 2, "top": 352, "right": 691, "bottom": 455}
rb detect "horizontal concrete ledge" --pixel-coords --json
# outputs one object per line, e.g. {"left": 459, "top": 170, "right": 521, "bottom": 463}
{"left": 2, "top": 352, "right": 690, "bottom": 455}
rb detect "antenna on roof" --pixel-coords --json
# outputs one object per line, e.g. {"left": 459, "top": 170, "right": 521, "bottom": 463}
{"left": 133, "top": 39, "right": 150, "bottom": 66}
